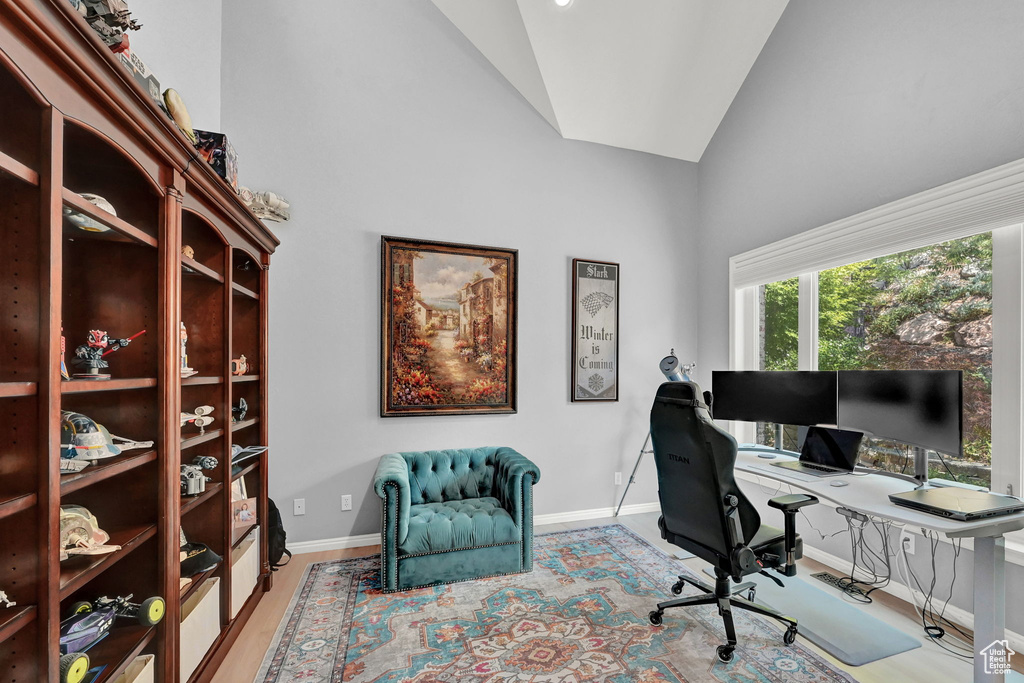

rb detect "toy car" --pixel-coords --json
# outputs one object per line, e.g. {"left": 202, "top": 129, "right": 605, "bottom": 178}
{"left": 59, "top": 594, "right": 165, "bottom": 682}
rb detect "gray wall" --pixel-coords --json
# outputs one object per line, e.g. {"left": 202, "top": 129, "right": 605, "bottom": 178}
{"left": 218, "top": 0, "right": 698, "bottom": 544}
{"left": 696, "top": 0, "right": 1024, "bottom": 633}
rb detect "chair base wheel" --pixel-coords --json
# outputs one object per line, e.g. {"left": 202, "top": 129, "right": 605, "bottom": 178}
{"left": 648, "top": 610, "right": 663, "bottom": 626}
{"left": 671, "top": 581, "right": 684, "bottom": 595}
{"left": 784, "top": 625, "right": 797, "bottom": 645}
{"left": 716, "top": 645, "right": 734, "bottom": 663}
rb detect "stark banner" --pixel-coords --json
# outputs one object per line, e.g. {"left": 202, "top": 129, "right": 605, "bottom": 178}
{"left": 572, "top": 259, "right": 619, "bottom": 402}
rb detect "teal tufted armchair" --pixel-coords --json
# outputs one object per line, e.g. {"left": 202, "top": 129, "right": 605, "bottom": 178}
{"left": 373, "top": 447, "right": 541, "bottom": 592}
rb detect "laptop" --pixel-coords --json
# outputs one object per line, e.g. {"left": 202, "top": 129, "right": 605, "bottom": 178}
{"left": 772, "top": 426, "right": 864, "bottom": 478}
{"left": 889, "top": 487, "right": 1024, "bottom": 521}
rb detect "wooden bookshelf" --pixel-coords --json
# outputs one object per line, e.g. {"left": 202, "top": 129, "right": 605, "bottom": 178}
{"left": 0, "top": 2, "right": 279, "bottom": 681}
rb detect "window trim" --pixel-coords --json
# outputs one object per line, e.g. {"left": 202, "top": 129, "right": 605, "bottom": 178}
{"left": 729, "top": 157, "right": 1024, "bottom": 500}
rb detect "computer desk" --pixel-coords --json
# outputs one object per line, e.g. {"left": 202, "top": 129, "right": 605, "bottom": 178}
{"left": 736, "top": 447, "right": 1024, "bottom": 683}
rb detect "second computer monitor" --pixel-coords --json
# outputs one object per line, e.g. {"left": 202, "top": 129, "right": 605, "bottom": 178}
{"left": 710, "top": 371, "right": 838, "bottom": 426}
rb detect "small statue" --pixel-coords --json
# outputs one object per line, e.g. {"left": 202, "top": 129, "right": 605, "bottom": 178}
{"left": 237, "top": 186, "right": 291, "bottom": 222}
{"left": 230, "top": 355, "right": 248, "bottom": 376}
{"left": 180, "top": 322, "right": 197, "bottom": 378}
{"left": 0, "top": 590, "right": 14, "bottom": 608}
{"left": 72, "top": 329, "right": 145, "bottom": 380}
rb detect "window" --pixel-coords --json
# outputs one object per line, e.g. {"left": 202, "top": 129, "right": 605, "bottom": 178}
{"left": 816, "top": 235, "right": 992, "bottom": 488}
{"left": 757, "top": 278, "right": 800, "bottom": 449}
{"left": 728, "top": 157, "right": 1024, "bottom": 499}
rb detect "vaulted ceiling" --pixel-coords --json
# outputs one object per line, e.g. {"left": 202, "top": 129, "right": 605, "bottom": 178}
{"left": 431, "top": 0, "right": 789, "bottom": 162}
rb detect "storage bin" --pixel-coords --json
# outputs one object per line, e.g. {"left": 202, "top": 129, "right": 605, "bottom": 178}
{"left": 113, "top": 654, "right": 155, "bottom": 683}
{"left": 231, "top": 526, "right": 260, "bottom": 618}
{"left": 180, "top": 576, "right": 221, "bottom": 683}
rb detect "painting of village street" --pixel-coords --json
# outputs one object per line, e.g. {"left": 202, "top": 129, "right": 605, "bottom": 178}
{"left": 381, "top": 237, "right": 517, "bottom": 416}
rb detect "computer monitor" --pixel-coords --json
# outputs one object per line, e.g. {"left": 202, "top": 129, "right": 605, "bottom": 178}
{"left": 710, "top": 371, "right": 838, "bottom": 426}
{"left": 799, "top": 426, "right": 864, "bottom": 471}
{"left": 837, "top": 370, "right": 963, "bottom": 457}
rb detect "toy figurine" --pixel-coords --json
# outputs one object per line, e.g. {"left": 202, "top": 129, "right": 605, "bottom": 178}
{"left": 232, "top": 397, "right": 248, "bottom": 423}
{"left": 63, "top": 192, "right": 115, "bottom": 233}
{"left": 0, "top": 590, "right": 14, "bottom": 608}
{"left": 230, "top": 355, "right": 248, "bottom": 376}
{"left": 181, "top": 456, "right": 217, "bottom": 496}
{"left": 181, "top": 406, "right": 214, "bottom": 435}
{"left": 72, "top": 329, "right": 145, "bottom": 380}
{"left": 180, "top": 322, "right": 197, "bottom": 378}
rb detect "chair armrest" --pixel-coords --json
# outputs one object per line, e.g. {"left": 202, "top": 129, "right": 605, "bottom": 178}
{"left": 767, "top": 494, "right": 818, "bottom": 576}
{"left": 374, "top": 453, "right": 411, "bottom": 544}
{"left": 767, "top": 493, "right": 818, "bottom": 512}
{"left": 492, "top": 448, "right": 540, "bottom": 517}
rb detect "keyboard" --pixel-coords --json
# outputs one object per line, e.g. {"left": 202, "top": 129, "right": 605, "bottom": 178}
{"left": 746, "top": 463, "right": 817, "bottom": 482}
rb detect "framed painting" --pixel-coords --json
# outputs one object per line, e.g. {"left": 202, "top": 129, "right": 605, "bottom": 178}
{"left": 571, "top": 258, "right": 619, "bottom": 402}
{"left": 381, "top": 236, "right": 518, "bottom": 417}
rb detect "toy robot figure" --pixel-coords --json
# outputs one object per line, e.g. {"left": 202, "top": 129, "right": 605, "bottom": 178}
{"left": 230, "top": 355, "right": 248, "bottom": 376}
{"left": 72, "top": 329, "right": 144, "bottom": 380}
{"left": 180, "top": 322, "right": 197, "bottom": 378}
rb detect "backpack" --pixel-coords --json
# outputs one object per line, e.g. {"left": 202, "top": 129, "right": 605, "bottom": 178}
{"left": 267, "top": 498, "right": 292, "bottom": 570}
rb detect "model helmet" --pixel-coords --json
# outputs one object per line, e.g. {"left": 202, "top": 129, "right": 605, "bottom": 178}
{"left": 59, "top": 505, "right": 117, "bottom": 561}
{"left": 60, "top": 411, "right": 121, "bottom": 461}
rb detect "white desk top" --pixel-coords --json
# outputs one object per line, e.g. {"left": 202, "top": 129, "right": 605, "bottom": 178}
{"left": 736, "top": 448, "right": 1024, "bottom": 539}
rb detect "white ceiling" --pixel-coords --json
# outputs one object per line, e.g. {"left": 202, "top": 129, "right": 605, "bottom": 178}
{"left": 431, "top": 0, "right": 788, "bottom": 162}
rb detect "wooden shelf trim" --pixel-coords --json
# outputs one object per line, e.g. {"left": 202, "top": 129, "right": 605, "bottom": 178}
{"left": 0, "top": 605, "right": 37, "bottom": 642}
{"left": 232, "top": 522, "right": 258, "bottom": 550}
{"left": 0, "top": 149, "right": 39, "bottom": 185}
{"left": 231, "top": 461, "right": 259, "bottom": 482}
{"left": 0, "top": 492, "right": 36, "bottom": 520}
{"left": 182, "top": 255, "right": 224, "bottom": 283}
{"left": 60, "top": 450, "right": 158, "bottom": 495}
{"left": 59, "top": 524, "right": 157, "bottom": 599}
{"left": 0, "top": 381, "right": 37, "bottom": 397}
{"left": 231, "top": 417, "right": 258, "bottom": 433}
{"left": 62, "top": 188, "right": 158, "bottom": 247}
{"left": 181, "top": 428, "right": 224, "bottom": 450}
{"left": 181, "top": 375, "right": 223, "bottom": 386}
{"left": 231, "top": 374, "right": 260, "bottom": 383}
{"left": 180, "top": 482, "right": 223, "bottom": 516}
{"left": 179, "top": 568, "right": 218, "bottom": 606}
{"left": 231, "top": 281, "right": 259, "bottom": 300}
{"left": 61, "top": 377, "right": 157, "bottom": 394}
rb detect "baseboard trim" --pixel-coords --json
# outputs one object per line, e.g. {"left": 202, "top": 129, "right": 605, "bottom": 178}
{"left": 802, "top": 543, "right": 1024, "bottom": 654}
{"left": 288, "top": 502, "right": 662, "bottom": 556}
{"left": 289, "top": 533, "right": 380, "bottom": 555}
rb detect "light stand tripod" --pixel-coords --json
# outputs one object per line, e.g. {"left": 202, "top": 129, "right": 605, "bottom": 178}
{"left": 614, "top": 351, "right": 694, "bottom": 516}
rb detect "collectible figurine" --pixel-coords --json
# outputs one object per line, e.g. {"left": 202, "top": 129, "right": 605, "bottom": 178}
{"left": 238, "top": 186, "right": 290, "bottom": 222}
{"left": 0, "top": 590, "right": 14, "bottom": 608}
{"left": 163, "top": 89, "right": 197, "bottom": 144}
{"left": 60, "top": 505, "right": 121, "bottom": 561}
{"left": 181, "top": 456, "right": 217, "bottom": 496}
{"left": 180, "top": 322, "right": 197, "bottom": 378}
{"left": 232, "top": 397, "right": 248, "bottom": 422}
{"left": 76, "top": 0, "right": 141, "bottom": 52}
{"left": 181, "top": 406, "right": 214, "bottom": 435}
{"left": 60, "top": 593, "right": 164, "bottom": 683}
{"left": 63, "top": 192, "right": 115, "bottom": 233}
{"left": 72, "top": 329, "right": 145, "bottom": 379}
{"left": 230, "top": 355, "right": 248, "bottom": 376}
{"left": 181, "top": 245, "right": 195, "bottom": 259}
{"left": 61, "top": 410, "right": 153, "bottom": 463}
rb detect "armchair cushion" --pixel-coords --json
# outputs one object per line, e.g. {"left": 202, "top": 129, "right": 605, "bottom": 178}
{"left": 403, "top": 497, "right": 518, "bottom": 555}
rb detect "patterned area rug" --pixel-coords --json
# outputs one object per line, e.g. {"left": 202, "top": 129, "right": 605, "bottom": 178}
{"left": 256, "top": 525, "right": 856, "bottom": 682}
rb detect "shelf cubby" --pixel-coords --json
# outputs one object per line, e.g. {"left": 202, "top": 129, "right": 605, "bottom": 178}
{"left": 182, "top": 483, "right": 224, "bottom": 517}
{"left": 0, "top": 174, "right": 41, "bottom": 385}
{"left": 61, "top": 377, "right": 158, "bottom": 394}
{"left": 181, "top": 429, "right": 224, "bottom": 451}
{"left": 58, "top": 523, "right": 158, "bottom": 599}
{"left": 0, "top": 63, "right": 42, "bottom": 180}
{"left": 0, "top": 605, "right": 35, "bottom": 643}
{"left": 59, "top": 450, "right": 159, "bottom": 496}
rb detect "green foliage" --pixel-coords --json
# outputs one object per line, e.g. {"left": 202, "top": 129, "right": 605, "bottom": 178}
{"left": 761, "top": 278, "right": 798, "bottom": 370}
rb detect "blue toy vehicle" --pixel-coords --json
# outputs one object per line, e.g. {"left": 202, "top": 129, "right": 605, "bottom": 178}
{"left": 59, "top": 594, "right": 165, "bottom": 683}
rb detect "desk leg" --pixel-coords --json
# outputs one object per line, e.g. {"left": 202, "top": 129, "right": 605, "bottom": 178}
{"left": 974, "top": 535, "right": 1006, "bottom": 683}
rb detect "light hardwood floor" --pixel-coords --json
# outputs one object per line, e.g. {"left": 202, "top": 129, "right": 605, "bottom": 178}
{"left": 213, "top": 513, "right": 1017, "bottom": 682}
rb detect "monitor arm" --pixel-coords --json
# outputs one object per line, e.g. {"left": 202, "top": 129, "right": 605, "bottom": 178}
{"left": 768, "top": 494, "right": 819, "bottom": 576}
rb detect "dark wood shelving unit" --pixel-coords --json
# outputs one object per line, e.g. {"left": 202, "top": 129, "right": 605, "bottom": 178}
{"left": 231, "top": 461, "right": 260, "bottom": 482}
{"left": 231, "top": 522, "right": 258, "bottom": 549}
{"left": 0, "top": 2, "right": 279, "bottom": 680}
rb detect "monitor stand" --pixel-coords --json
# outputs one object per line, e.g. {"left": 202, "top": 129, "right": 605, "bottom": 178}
{"left": 913, "top": 446, "right": 929, "bottom": 485}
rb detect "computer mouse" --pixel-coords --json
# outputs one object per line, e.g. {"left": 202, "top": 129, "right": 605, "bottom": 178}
{"left": 830, "top": 480, "right": 850, "bottom": 487}
{"left": 757, "top": 453, "right": 777, "bottom": 459}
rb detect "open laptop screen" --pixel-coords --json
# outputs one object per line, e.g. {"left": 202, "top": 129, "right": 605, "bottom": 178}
{"left": 800, "top": 426, "right": 864, "bottom": 471}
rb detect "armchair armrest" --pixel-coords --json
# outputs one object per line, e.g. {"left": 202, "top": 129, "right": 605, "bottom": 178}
{"left": 374, "top": 453, "right": 411, "bottom": 544}
{"left": 492, "top": 447, "right": 541, "bottom": 571}
{"left": 767, "top": 493, "right": 819, "bottom": 576}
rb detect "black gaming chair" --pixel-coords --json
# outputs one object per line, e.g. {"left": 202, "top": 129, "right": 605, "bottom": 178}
{"left": 647, "top": 381, "right": 818, "bottom": 663}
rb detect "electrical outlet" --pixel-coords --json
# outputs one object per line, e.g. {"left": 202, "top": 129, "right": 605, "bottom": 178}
{"left": 614, "top": 472, "right": 622, "bottom": 486}
{"left": 901, "top": 530, "right": 915, "bottom": 555}
{"left": 341, "top": 494, "right": 352, "bottom": 511}
{"left": 293, "top": 498, "right": 306, "bottom": 516}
